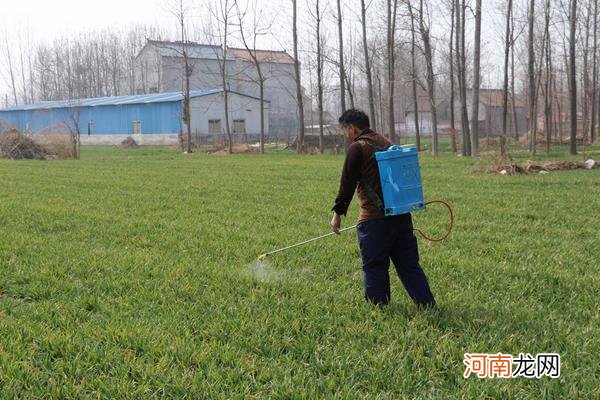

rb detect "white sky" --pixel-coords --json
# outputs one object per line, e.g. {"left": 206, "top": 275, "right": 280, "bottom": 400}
{"left": 0, "top": 0, "right": 513, "bottom": 103}
{"left": 1, "top": 0, "right": 164, "bottom": 36}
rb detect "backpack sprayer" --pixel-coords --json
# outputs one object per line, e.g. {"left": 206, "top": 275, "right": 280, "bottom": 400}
{"left": 257, "top": 145, "right": 454, "bottom": 261}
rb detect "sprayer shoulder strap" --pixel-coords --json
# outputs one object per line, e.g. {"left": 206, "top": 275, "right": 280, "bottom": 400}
{"left": 357, "top": 138, "right": 388, "bottom": 212}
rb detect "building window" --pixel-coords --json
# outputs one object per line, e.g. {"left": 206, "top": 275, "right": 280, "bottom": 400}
{"left": 149, "top": 87, "right": 158, "bottom": 93}
{"left": 208, "top": 119, "right": 221, "bottom": 134}
{"left": 233, "top": 119, "right": 246, "bottom": 134}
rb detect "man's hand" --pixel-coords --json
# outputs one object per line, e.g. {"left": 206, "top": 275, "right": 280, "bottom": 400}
{"left": 330, "top": 212, "right": 342, "bottom": 235}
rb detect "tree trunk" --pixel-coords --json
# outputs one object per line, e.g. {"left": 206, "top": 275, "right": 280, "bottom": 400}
{"left": 528, "top": 0, "right": 537, "bottom": 155}
{"left": 387, "top": 0, "right": 399, "bottom": 142}
{"left": 457, "top": 0, "right": 471, "bottom": 156}
{"left": 470, "top": 0, "right": 482, "bottom": 156}
{"left": 222, "top": 1, "right": 233, "bottom": 154}
{"left": 593, "top": 0, "right": 599, "bottom": 144}
{"left": 583, "top": 0, "right": 592, "bottom": 144}
{"left": 361, "top": 0, "right": 377, "bottom": 131}
{"left": 259, "top": 78, "right": 265, "bottom": 154}
{"left": 417, "top": 0, "right": 438, "bottom": 155}
{"left": 511, "top": 14, "right": 519, "bottom": 140}
{"left": 569, "top": 0, "right": 578, "bottom": 155}
{"left": 501, "top": 0, "right": 513, "bottom": 158}
{"left": 337, "top": 0, "right": 346, "bottom": 113}
{"left": 316, "top": 0, "right": 324, "bottom": 154}
{"left": 410, "top": 5, "right": 421, "bottom": 151}
{"left": 179, "top": 0, "right": 192, "bottom": 154}
{"left": 544, "top": 0, "right": 553, "bottom": 154}
{"left": 293, "top": 0, "right": 305, "bottom": 153}
{"left": 449, "top": 0, "right": 457, "bottom": 153}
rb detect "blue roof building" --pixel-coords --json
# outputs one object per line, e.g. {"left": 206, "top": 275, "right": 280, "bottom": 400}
{"left": 0, "top": 89, "right": 269, "bottom": 144}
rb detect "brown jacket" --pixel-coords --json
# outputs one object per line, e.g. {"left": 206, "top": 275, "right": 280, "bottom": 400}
{"left": 332, "top": 129, "right": 392, "bottom": 224}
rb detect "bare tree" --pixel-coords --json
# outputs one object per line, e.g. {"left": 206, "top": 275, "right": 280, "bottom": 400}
{"left": 501, "top": 0, "right": 513, "bottom": 157}
{"left": 387, "top": 0, "right": 399, "bottom": 141}
{"left": 171, "top": 0, "right": 193, "bottom": 153}
{"left": 569, "top": 0, "right": 578, "bottom": 154}
{"left": 3, "top": 34, "right": 19, "bottom": 105}
{"left": 511, "top": 10, "right": 519, "bottom": 140}
{"left": 470, "top": 0, "right": 482, "bottom": 156}
{"left": 527, "top": 0, "right": 537, "bottom": 155}
{"left": 311, "top": 0, "right": 326, "bottom": 154}
{"left": 543, "top": 0, "right": 553, "bottom": 154}
{"left": 409, "top": 2, "right": 421, "bottom": 151}
{"left": 206, "top": 0, "right": 236, "bottom": 153}
{"left": 591, "top": 0, "right": 599, "bottom": 144}
{"left": 234, "top": 0, "right": 270, "bottom": 154}
{"left": 336, "top": 0, "right": 346, "bottom": 114}
{"left": 449, "top": 0, "right": 457, "bottom": 153}
{"left": 67, "top": 104, "right": 82, "bottom": 160}
{"left": 360, "top": 0, "right": 377, "bottom": 131}
{"left": 456, "top": 0, "right": 471, "bottom": 156}
{"left": 292, "top": 0, "right": 305, "bottom": 153}
{"left": 592, "top": 0, "right": 599, "bottom": 144}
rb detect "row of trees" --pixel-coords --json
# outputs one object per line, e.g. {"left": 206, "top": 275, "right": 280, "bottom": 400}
{"left": 292, "top": 0, "right": 591, "bottom": 156}
{"left": 1, "top": 0, "right": 597, "bottom": 156}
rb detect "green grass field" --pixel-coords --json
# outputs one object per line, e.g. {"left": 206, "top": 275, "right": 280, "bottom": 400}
{"left": 0, "top": 143, "right": 599, "bottom": 398}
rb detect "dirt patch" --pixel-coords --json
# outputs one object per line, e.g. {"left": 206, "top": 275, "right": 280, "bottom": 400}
{"left": 119, "top": 137, "right": 140, "bottom": 149}
{"left": 0, "top": 130, "right": 55, "bottom": 160}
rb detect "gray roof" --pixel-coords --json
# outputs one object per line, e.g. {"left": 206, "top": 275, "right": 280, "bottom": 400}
{"left": 146, "top": 40, "right": 236, "bottom": 61}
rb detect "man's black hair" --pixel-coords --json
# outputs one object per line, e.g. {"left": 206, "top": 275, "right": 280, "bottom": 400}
{"left": 338, "top": 108, "right": 370, "bottom": 130}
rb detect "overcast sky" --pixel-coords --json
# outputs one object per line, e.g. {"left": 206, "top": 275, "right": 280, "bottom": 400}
{"left": 0, "top": 0, "right": 514, "bottom": 104}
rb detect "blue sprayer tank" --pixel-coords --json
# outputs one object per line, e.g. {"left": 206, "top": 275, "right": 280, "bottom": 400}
{"left": 374, "top": 145, "right": 426, "bottom": 216}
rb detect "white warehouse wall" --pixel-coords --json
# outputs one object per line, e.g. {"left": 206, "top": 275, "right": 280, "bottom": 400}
{"left": 189, "top": 92, "right": 269, "bottom": 135}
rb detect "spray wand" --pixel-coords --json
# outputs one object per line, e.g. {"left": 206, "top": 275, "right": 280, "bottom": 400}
{"left": 257, "top": 200, "right": 454, "bottom": 261}
{"left": 257, "top": 225, "right": 357, "bottom": 261}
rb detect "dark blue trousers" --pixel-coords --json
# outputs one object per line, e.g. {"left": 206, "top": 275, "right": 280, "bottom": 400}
{"left": 356, "top": 214, "right": 436, "bottom": 307}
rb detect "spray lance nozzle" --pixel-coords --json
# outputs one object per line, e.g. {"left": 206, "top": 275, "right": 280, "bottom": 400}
{"left": 256, "top": 225, "right": 358, "bottom": 260}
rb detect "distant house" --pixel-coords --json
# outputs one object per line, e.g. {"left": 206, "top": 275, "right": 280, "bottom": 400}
{"left": 132, "top": 39, "right": 298, "bottom": 138}
{"left": 404, "top": 97, "right": 441, "bottom": 135}
{"left": 463, "top": 89, "right": 528, "bottom": 137}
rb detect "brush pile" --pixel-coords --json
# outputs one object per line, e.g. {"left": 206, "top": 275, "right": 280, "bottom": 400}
{"left": 0, "top": 130, "right": 54, "bottom": 160}
{"left": 212, "top": 144, "right": 258, "bottom": 154}
{"left": 490, "top": 160, "right": 598, "bottom": 175}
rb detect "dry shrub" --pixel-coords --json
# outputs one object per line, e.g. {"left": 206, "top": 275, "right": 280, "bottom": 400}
{"left": 0, "top": 119, "right": 16, "bottom": 133}
{"left": 212, "top": 143, "right": 258, "bottom": 154}
{"left": 519, "top": 130, "right": 591, "bottom": 146}
{"left": 471, "top": 152, "right": 514, "bottom": 174}
{"left": 34, "top": 133, "right": 76, "bottom": 159}
{"left": 0, "top": 130, "right": 54, "bottom": 160}
{"left": 119, "top": 137, "right": 139, "bottom": 149}
{"left": 0, "top": 130, "right": 77, "bottom": 160}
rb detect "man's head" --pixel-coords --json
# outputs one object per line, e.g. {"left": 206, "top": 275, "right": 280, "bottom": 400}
{"left": 338, "top": 109, "right": 370, "bottom": 141}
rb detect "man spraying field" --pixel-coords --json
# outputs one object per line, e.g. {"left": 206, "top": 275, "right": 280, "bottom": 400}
{"left": 331, "top": 109, "right": 436, "bottom": 308}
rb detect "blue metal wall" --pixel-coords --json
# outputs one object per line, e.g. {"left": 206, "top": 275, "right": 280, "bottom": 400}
{"left": 0, "top": 101, "right": 182, "bottom": 135}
